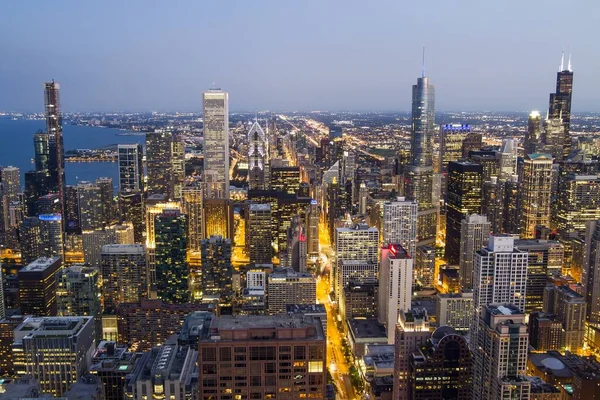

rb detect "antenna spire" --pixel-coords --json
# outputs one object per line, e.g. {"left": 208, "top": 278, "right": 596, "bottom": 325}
{"left": 567, "top": 52, "right": 572, "bottom": 72}
{"left": 560, "top": 50, "right": 564, "bottom": 72}
{"left": 421, "top": 45, "right": 425, "bottom": 78}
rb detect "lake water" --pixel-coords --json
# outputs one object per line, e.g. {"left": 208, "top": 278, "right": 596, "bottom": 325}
{"left": 0, "top": 117, "right": 145, "bottom": 189}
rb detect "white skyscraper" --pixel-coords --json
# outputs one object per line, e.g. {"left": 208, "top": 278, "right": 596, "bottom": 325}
{"left": 459, "top": 214, "right": 491, "bottom": 290}
{"left": 378, "top": 244, "right": 413, "bottom": 343}
{"left": 382, "top": 197, "right": 418, "bottom": 257}
{"left": 248, "top": 120, "right": 269, "bottom": 190}
{"left": 203, "top": 89, "right": 230, "bottom": 199}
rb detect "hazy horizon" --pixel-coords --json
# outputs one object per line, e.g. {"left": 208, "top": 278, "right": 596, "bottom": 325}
{"left": 1, "top": 1, "right": 599, "bottom": 113}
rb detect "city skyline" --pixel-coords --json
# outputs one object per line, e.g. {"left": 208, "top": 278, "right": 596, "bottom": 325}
{"left": 1, "top": 1, "right": 599, "bottom": 112}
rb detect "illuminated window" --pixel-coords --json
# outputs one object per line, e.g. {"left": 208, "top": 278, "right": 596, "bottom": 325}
{"left": 308, "top": 361, "right": 323, "bottom": 373}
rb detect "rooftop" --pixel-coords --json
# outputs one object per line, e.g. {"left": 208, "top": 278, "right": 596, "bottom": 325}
{"left": 348, "top": 318, "right": 387, "bottom": 339}
{"left": 206, "top": 314, "right": 325, "bottom": 340}
{"left": 20, "top": 256, "right": 61, "bottom": 273}
{"left": 487, "top": 303, "right": 522, "bottom": 316}
{"left": 286, "top": 304, "right": 326, "bottom": 314}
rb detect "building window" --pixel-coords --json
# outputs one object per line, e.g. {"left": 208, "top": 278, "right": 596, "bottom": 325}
{"left": 308, "top": 361, "right": 323, "bottom": 373}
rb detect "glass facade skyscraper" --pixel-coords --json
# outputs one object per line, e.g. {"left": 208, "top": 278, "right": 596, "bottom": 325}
{"left": 203, "top": 89, "right": 230, "bottom": 200}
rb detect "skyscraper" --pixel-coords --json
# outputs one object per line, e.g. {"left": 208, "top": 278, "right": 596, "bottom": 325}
{"left": 459, "top": 214, "right": 491, "bottom": 290}
{"left": 154, "top": 208, "right": 188, "bottom": 303}
{"left": 378, "top": 244, "right": 413, "bottom": 343}
{"left": 118, "top": 189, "right": 144, "bottom": 243}
{"left": 19, "top": 216, "right": 42, "bottom": 265}
{"left": 182, "top": 186, "right": 204, "bottom": 251}
{"left": 117, "top": 143, "right": 144, "bottom": 192}
{"left": 18, "top": 256, "right": 63, "bottom": 316}
{"left": 382, "top": 197, "right": 418, "bottom": 257}
{"left": 38, "top": 214, "right": 64, "bottom": 258}
{"left": 78, "top": 181, "right": 103, "bottom": 231}
{"left": 96, "top": 177, "right": 114, "bottom": 227}
{"left": 146, "top": 130, "right": 173, "bottom": 198}
{"left": 203, "top": 198, "right": 233, "bottom": 240}
{"left": 583, "top": 220, "right": 600, "bottom": 324}
{"left": 445, "top": 161, "right": 483, "bottom": 265}
{"left": 100, "top": 244, "right": 148, "bottom": 313}
{"left": 247, "top": 203, "right": 273, "bottom": 264}
{"left": 248, "top": 119, "right": 269, "bottom": 190}
{"left": 439, "top": 124, "right": 470, "bottom": 196}
{"left": 404, "top": 58, "right": 437, "bottom": 246}
{"left": 200, "top": 235, "right": 232, "bottom": 298}
{"left": 306, "top": 201, "right": 320, "bottom": 260}
{"left": 548, "top": 53, "right": 574, "bottom": 159}
{"left": 267, "top": 267, "right": 316, "bottom": 314}
{"left": 520, "top": 154, "right": 553, "bottom": 238}
{"left": 44, "top": 81, "right": 65, "bottom": 217}
{"left": 203, "top": 89, "right": 230, "bottom": 199}
{"left": 171, "top": 134, "right": 185, "bottom": 201}
{"left": 525, "top": 111, "right": 542, "bottom": 155}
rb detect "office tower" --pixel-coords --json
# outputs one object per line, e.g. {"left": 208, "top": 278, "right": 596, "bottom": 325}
{"left": 39, "top": 214, "right": 63, "bottom": 258}
{"left": 306, "top": 201, "right": 319, "bottom": 260}
{"left": 520, "top": 154, "right": 553, "bottom": 238}
{"left": 554, "top": 173, "right": 600, "bottom": 239}
{"left": 414, "top": 245, "right": 435, "bottom": 288}
{"left": 118, "top": 189, "right": 144, "bottom": 243}
{"left": 18, "top": 256, "right": 63, "bottom": 316}
{"left": 382, "top": 197, "right": 418, "bottom": 257}
{"left": 203, "top": 89, "right": 230, "bottom": 199}
{"left": 144, "top": 200, "right": 180, "bottom": 249}
{"left": 0, "top": 166, "right": 20, "bottom": 203}
{"left": 548, "top": 53, "right": 574, "bottom": 159}
{"left": 203, "top": 198, "right": 233, "bottom": 239}
{"left": 182, "top": 186, "right": 204, "bottom": 251}
{"left": 19, "top": 216, "right": 42, "bottom": 264}
{"left": 200, "top": 235, "right": 232, "bottom": 298}
{"left": 393, "top": 309, "right": 431, "bottom": 400}
{"left": 482, "top": 177, "right": 505, "bottom": 234}
{"left": 583, "top": 220, "right": 600, "bottom": 323}
{"left": 23, "top": 170, "right": 48, "bottom": 216}
{"left": 118, "top": 143, "right": 143, "bottom": 191}
{"left": 44, "top": 81, "right": 66, "bottom": 216}
{"left": 409, "top": 327, "right": 472, "bottom": 400}
{"left": 445, "top": 161, "right": 483, "bottom": 265}
{"left": 461, "top": 131, "right": 483, "bottom": 158}
{"left": 64, "top": 185, "right": 81, "bottom": 233}
{"left": 78, "top": 181, "right": 103, "bottom": 231}
{"left": 12, "top": 316, "right": 95, "bottom": 396}
{"left": 472, "top": 236, "right": 528, "bottom": 319}
{"left": 439, "top": 124, "right": 470, "bottom": 172}
{"left": 503, "top": 176, "right": 521, "bottom": 234}
{"left": 116, "top": 299, "right": 199, "bottom": 351}
{"left": 338, "top": 260, "right": 378, "bottom": 304}
{"left": 271, "top": 166, "right": 301, "bottom": 195}
{"left": 267, "top": 267, "right": 316, "bottom": 313}
{"left": 498, "top": 139, "right": 517, "bottom": 179}
{"left": 436, "top": 292, "right": 473, "bottom": 331}
{"left": 542, "top": 116, "right": 567, "bottom": 162}
{"left": 171, "top": 134, "right": 185, "bottom": 200}
{"left": 248, "top": 119, "right": 269, "bottom": 190}
{"left": 197, "top": 314, "right": 326, "bottom": 400}
{"left": 468, "top": 149, "right": 499, "bottom": 182}
{"left": 146, "top": 129, "right": 173, "bottom": 198}
{"left": 341, "top": 280, "right": 379, "bottom": 319}
{"left": 38, "top": 192, "right": 61, "bottom": 214}
{"left": 404, "top": 62, "right": 437, "bottom": 246}
{"left": 459, "top": 214, "right": 491, "bottom": 290}
{"left": 528, "top": 312, "right": 562, "bottom": 352}
{"left": 100, "top": 244, "right": 148, "bottom": 313}
{"left": 247, "top": 203, "right": 273, "bottom": 264}
{"left": 33, "top": 131, "right": 51, "bottom": 172}
{"left": 285, "top": 215, "right": 307, "bottom": 272}
{"left": 525, "top": 111, "right": 543, "bottom": 154}
{"left": 543, "top": 284, "right": 586, "bottom": 352}
{"left": 123, "top": 343, "right": 198, "bottom": 400}
{"left": 96, "top": 177, "right": 114, "bottom": 226}
{"left": 378, "top": 244, "right": 413, "bottom": 343}
{"left": 154, "top": 209, "right": 188, "bottom": 303}
{"left": 334, "top": 223, "right": 379, "bottom": 298}
{"left": 473, "top": 304, "right": 530, "bottom": 400}
{"left": 514, "top": 239, "right": 564, "bottom": 313}
{"left": 358, "top": 182, "right": 368, "bottom": 215}
{"left": 56, "top": 265, "right": 102, "bottom": 341}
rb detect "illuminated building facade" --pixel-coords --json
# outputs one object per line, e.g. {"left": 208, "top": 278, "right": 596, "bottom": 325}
{"left": 583, "top": 220, "right": 600, "bottom": 324}
{"left": 306, "top": 201, "right": 320, "bottom": 260}
{"left": 44, "top": 81, "right": 66, "bottom": 217}
{"left": 78, "top": 181, "right": 103, "bottom": 231}
{"left": 117, "top": 143, "right": 143, "bottom": 192}
{"left": 146, "top": 130, "right": 173, "bottom": 198}
{"left": 200, "top": 235, "right": 232, "bottom": 298}
{"left": 520, "top": 154, "right": 553, "bottom": 238}
{"left": 247, "top": 203, "right": 272, "bottom": 264}
{"left": 39, "top": 213, "right": 63, "bottom": 258}
{"left": 100, "top": 244, "right": 148, "bottom": 313}
{"left": 436, "top": 292, "right": 473, "bottom": 331}
{"left": 248, "top": 120, "right": 269, "bottom": 190}
{"left": 543, "top": 284, "right": 586, "bottom": 352}
{"left": 118, "top": 189, "right": 144, "bottom": 243}
{"left": 267, "top": 267, "right": 316, "bottom": 314}
{"left": 554, "top": 173, "right": 600, "bottom": 238}
{"left": 382, "top": 197, "right": 418, "bottom": 257}
{"left": 271, "top": 166, "right": 301, "bottom": 195}
{"left": 459, "top": 214, "right": 491, "bottom": 290}
{"left": 203, "top": 89, "right": 230, "bottom": 200}
{"left": 378, "top": 244, "right": 413, "bottom": 343}
{"left": 18, "top": 256, "right": 62, "bottom": 316}
{"left": 548, "top": 55, "right": 573, "bottom": 159}
{"left": 182, "top": 186, "right": 204, "bottom": 251}
{"left": 154, "top": 208, "right": 188, "bottom": 303}
{"left": 525, "top": 111, "right": 543, "bottom": 155}
{"left": 203, "top": 198, "right": 233, "bottom": 240}
{"left": 197, "top": 314, "right": 326, "bottom": 400}
{"left": 96, "top": 177, "right": 114, "bottom": 226}
{"left": 19, "top": 216, "right": 42, "bottom": 265}
{"left": 445, "top": 161, "right": 483, "bottom": 265}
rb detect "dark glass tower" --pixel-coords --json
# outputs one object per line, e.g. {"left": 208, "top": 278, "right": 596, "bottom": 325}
{"left": 405, "top": 57, "right": 437, "bottom": 246}
{"left": 548, "top": 53, "right": 573, "bottom": 159}
{"left": 154, "top": 208, "right": 188, "bottom": 303}
{"left": 44, "top": 81, "right": 65, "bottom": 217}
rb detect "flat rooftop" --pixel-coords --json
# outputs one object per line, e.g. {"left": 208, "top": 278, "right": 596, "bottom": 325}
{"left": 487, "top": 303, "right": 522, "bottom": 316}
{"left": 348, "top": 318, "right": 387, "bottom": 339}
{"left": 286, "top": 304, "right": 326, "bottom": 314}
{"left": 20, "top": 257, "right": 61, "bottom": 273}
{"left": 207, "top": 315, "right": 324, "bottom": 340}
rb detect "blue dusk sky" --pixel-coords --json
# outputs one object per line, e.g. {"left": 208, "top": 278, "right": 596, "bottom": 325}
{"left": 0, "top": 1, "right": 598, "bottom": 112}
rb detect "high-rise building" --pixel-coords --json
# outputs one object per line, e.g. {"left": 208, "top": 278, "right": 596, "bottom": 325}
{"left": 96, "top": 177, "right": 114, "bottom": 226}
{"left": 543, "top": 284, "right": 586, "bottom": 353}
{"left": 583, "top": 220, "right": 600, "bottom": 324}
{"left": 33, "top": 131, "right": 51, "bottom": 173}
{"left": 12, "top": 316, "right": 95, "bottom": 397}
{"left": 200, "top": 235, "right": 232, "bottom": 298}
{"left": 248, "top": 120, "right": 269, "bottom": 190}
{"left": 554, "top": 173, "right": 600, "bottom": 239}
{"left": 498, "top": 139, "right": 517, "bottom": 179}
{"left": 405, "top": 64, "right": 437, "bottom": 246}
{"left": 197, "top": 314, "right": 326, "bottom": 400}
{"left": 154, "top": 209, "right": 188, "bottom": 303}
{"left": 520, "top": 154, "right": 553, "bottom": 238}
{"left": 117, "top": 143, "right": 143, "bottom": 192}
{"left": 481, "top": 177, "right": 505, "bottom": 234}
{"left": 23, "top": 170, "right": 48, "bottom": 216}
{"left": 285, "top": 215, "right": 307, "bottom": 272}
{"left": 459, "top": 214, "right": 491, "bottom": 290}
{"left": 182, "top": 186, "right": 204, "bottom": 251}
{"left": 19, "top": 216, "right": 42, "bottom": 265}
{"left": 271, "top": 166, "right": 301, "bottom": 195}
{"left": 306, "top": 201, "right": 320, "bottom": 260}
{"left": 548, "top": 53, "right": 574, "bottom": 159}
{"left": 514, "top": 239, "right": 564, "bottom": 313}
{"left": 409, "top": 327, "right": 472, "bottom": 400}
{"left": 100, "top": 244, "right": 148, "bottom": 313}
{"left": 472, "top": 236, "right": 528, "bottom": 318}
{"left": 203, "top": 198, "right": 233, "bottom": 239}
{"left": 0, "top": 166, "right": 20, "bottom": 203}
{"left": 267, "top": 267, "right": 316, "bottom": 314}
{"left": 64, "top": 185, "right": 81, "bottom": 233}
{"left": 247, "top": 203, "right": 273, "bottom": 264}
{"left": 436, "top": 292, "right": 473, "bottom": 331}
{"left": 378, "top": 244, "right": 413, "bottom": 343}
{"left": 445, "top": 161, "right": 483, "bottom": 265}
{"left": 382, "top": 197, "right": 418, "bottom": 257}
{"left": 38, "top": 214, "right": 64, "bottom": 258}
{"left": 78, "top": 181, "right": 104, "bottom": 231}
{"left": 393, "top": 309, "right": 431, "bottom": 400}
{"left": 503, "top": 176, "right": 521, "bottom": 235}
{"left": 44, "top": 81, "right": 65, "bottom": 218}
{"left": 18, "top": 256, "right": 63, "bottom": 316}
{"left": 439, "top": 124, "right": 470, "bottom": 196}
{"left": 472, "top": 304, "right": 530, "bottom": 400}
{"left": 414, "top": 244, "right": 436, "bottom": 288}
{"left": 118, "top": 189, "right": 144, "bottom": 243}
{"left": 203, "top": 89, "right": 230, "bottom": 199}
{"left": 171, "top": 134, "right": 185, "bottom": 201}
{"left": 525, "top": 111, "right": 543, "bottom": 155}
{"left": 82, "top": 229, "right": 116, "bottom": 267}
{"left": 146, "top": 130, "right": 173, "bottom": 198}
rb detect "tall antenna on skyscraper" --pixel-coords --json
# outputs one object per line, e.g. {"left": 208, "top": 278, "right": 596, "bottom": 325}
{"left": 421, "top": 45, "right": 426, "bottom": 78}
{"left": 567, "top": 52, "right": 572, "bottom": 72}
{"left": 560, "top": 50, "right": 564, "bottom": 72}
